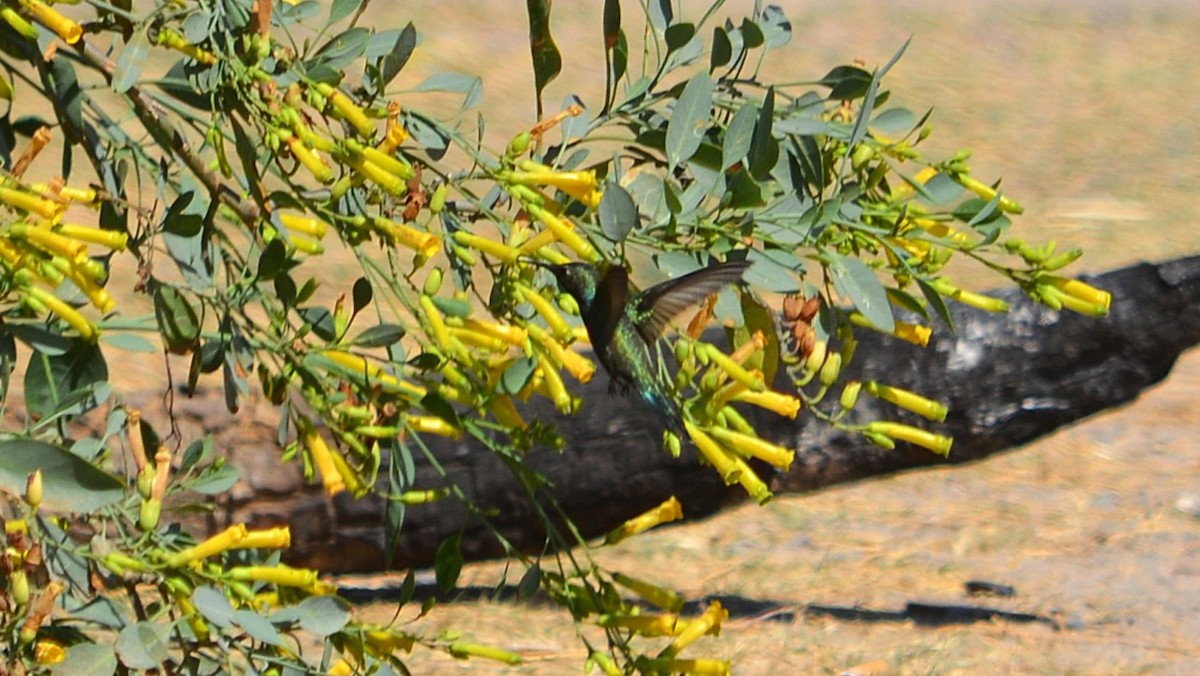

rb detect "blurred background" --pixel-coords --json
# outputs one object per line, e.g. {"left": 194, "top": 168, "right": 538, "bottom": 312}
{"left": 367, "top": 1, "right": 1200, "bottom": 672}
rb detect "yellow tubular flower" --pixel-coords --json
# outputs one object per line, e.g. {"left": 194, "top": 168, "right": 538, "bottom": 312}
{"left": 954, "top": 174, "right": 1024, "bottom": 214}
{"left": 397, "top": 488, "right": 451, "bottom": 504}
{"left": 163, "top": 524, "right": 249, "bottom": 567}
{"left": 54, "top": 223, "right": 128, "bottom": 250}
{"left": 302, "top": 423, "right": 345, "bottom": 497}
{"left": 19, "top": 0, "right": 81, "bottom": 44}
{"left": 518, "top": 282, "right": 574, "bottom": 340}
{"left": 864, "top": 381, "right": 948, "bottom": 422}
{"left": 1043, "top": 276, "right": 1112, "bottom": 312}
{"left": 344, "top": 138, "right": 414, "bottom": 180}
{"left": 33, "top": 639, "right": 66, "bottom": 666}
{"left": 365, "top": 628, "right": 416, "bottom": 656}
{"left": 684, "top": 423, "right": 742, "bottom": 484}
{"left": 282, "top": 134, "right": 333, "bottom": 184}
{"left": 929, "top": 278, "right": 1010, "bottom": 313}
{"left": 489, "top": 395, "right": 528, "bottom": 429}
{"left": 2, "top": 7, "right": 39, "bottom": 39}
{"left": 464, "top": 318, "right": 527, "bottom": 347}
{"left": 418, "top": 295, "right": 455, "bottom": 352}
{"left": 605, "top": 495, "right": 684, "bottom": 545}
{"left": 706, "top": 426, "right": 794, "bottom": 469}
{"left": 349, "top": 156, "right": 406, "bottom": 195}
{"left": 525, "top": 204, "right": 599, "bottom": 261}
{"left": 535, "top": 360, "right": 574, "bottom": 413}
{"left": 407, "top": 415, "right": 461, "bottom": 438}
{"left": 598, "top": 613, "right": 682, "bottom": 637}
{"left": 702, "top": 344, "right": 766, "bottom": 392}
{"left": 448, "top": 642, "right": 523, "bottom": 665}
{"left": 373, "top": 218, "right": 439, "bottom": 257}
{"left": 229, "top": 565, "right": 319, "bottom": 587}
{"left": 664, "top": 601, "right": 728, "bottom": 657}
{"left": 279, "top": 213, "right": 329, "bottom": 239}
{"left": 612, "top": 571, "right": 685, "bottom": 612}
{"left": 731, "top": 389, "right": 801, "bottom": 419}
{"left": 10, "top": 223, "right": 85, "bottom": 261}
{"left": 528, "top": 323, "right": 594, "bottom": 382}
{"left": 49, "top": 258, "right": 114, "bottom": 312}
{"left": 156, "top": 27, "right": 217, "bottom": 65}
{"left": 24, "top": 285, "right": 97, "bottom": 340}
{"left": 865, "top": 421, "right": 953, "bottom": 457}
{"left": 892, "top": 321, "right": 932, "bottom": 346}
{"left": 319, "top": 350, "right": 427, "bottom": 399}
{"left": 452, "top": 230, "right": 520, "bottom": 263}
{"left": 447, "top": 326, "right": 506, "bottom": 352}
{"left": 732, "top": 456, "right": 772, "bottom": 505}
{"left": 231, "top": 526, "right": 291, "bottom": 550}
{"left": 316, "top": 83, "right": 377, "bottom": 139}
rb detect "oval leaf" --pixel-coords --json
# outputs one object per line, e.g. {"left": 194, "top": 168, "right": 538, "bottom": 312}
{"left": 598, "top": 182, "right": 639, "bottom": 242}
{"left": 666, "top": 72, "right": 713, "bottom": 169}
{"left": 829, "top": 255, "right": 894, "bottom": 332}
{"left": 0, "top": 439, "right": 124, "bottom": 513}
{"left": 116, "top": 622, "right": 170, "bottom": 670}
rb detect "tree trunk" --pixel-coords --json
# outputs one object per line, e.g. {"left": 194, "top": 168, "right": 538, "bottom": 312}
{"left": 185, "top": 257, "right": 1200, "bottom": 573}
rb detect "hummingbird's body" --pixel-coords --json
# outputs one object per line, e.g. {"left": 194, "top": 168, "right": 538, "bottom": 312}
{"left": 545, "top": 260, "right": 751, "bottom": 435}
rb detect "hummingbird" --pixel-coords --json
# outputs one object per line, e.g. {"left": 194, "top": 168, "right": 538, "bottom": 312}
{"left": 542, "top": 259, "right": 751, "bottom": 436}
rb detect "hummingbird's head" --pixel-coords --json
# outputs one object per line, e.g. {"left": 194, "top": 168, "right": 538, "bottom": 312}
{"left": 538, "top": 262, "right": 600, "bottom": 303}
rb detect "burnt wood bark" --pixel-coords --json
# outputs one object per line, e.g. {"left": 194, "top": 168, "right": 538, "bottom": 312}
{"left": 203, "top": 256, "right": 1200, "bottom": 572}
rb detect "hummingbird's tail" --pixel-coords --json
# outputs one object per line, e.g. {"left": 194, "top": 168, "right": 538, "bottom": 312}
{"left": 641, "top": 384, "right": 686, "bottom": 437}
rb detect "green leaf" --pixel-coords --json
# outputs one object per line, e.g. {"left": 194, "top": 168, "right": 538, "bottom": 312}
{"left": 518, "top": 563, "right": 542, "bottom": 600}
{"left": 745, "top": 248, "right": 801, "bottom": 292}
{"left": 161, "top": 192, "right": 212, "bottom": 290}
{"left": 115, "top": 622, "right": 171, "bottom": 670}
{"left": 257, "top": 238, "right": 287, "bottom": 281}
{"left": 739, "top": 17, "right": 764, "bottom": 49}
{"left": 918, "top": 278, "right": 955, "bottom": 333}
{"left": 598, "top": 181, "right": 638, "bottom": 242}
{"left": 666, "top": 72, "right": 713, "bottom": 169}
{"left": 379, "top": 22, "right": 417, "bottom": 87}
{"left": 920, "top": 172, "right": 965, "bottom": 205}
{"left": 829, "top": 255, "right": 894, "bottom": 331}
{"left": 100, "top": 332, "right": 158, "bottom": 354}
{"left": 112, "top": 30, "right": 150, "bottom": 94}
{"left": 47, "top": 56, "right": 83, "bottom": 143}
{"left": 759, "top": 5, "right": 793, "bottom": 49}
{"left": 603, "top": 0, "right": 621, "bottom": 52}
{"left": 501, "top": 356, "right": 537, "bottom": 395}
{"left": 0, "top": 440, "right": 123, "bottom": 512}
{"left": 309, "top": 27, "right": 371, "bottom": 71}
{"left": 353, "top": 323, "right": 405, "bottom": 348}
{"left": 56, "top": 644, "right": 118, "bottom": 676}
{"left": 747, "top": 87, "right": 776, "bottom": 180}
{"left": 818, "top": 65, "right": 873, "bottom": 100}
{"left": 431, "top": 296, "right": 470, "bottom": 318}
{"left": 526, "top": 0, "right": 562, "bottom": 116}
{"left": 435, "top": 532, "right": 463, "bottom": 593}
{"left": 24, "top": 342, "right": 109, "bottom": 421}
{"left": 154, "top": 284, "right": 203, "bottom": 355}
{"left": 710, "top": 26, "right": 732, "bottom": 71}
{"left": 194, "top": 586, "right": 235, "bottom": 628}
{"left": 299, "top": 306, "right": 337, "bottom": 341}
{"left": 871, "top": 107, "right": 917, "bottom": 136}
{"left": 664, "top": 23, "right": 695, "bottom": 55}
{"left": 294, "top": 595, "right": 351, "bottom": 636}
{"left": 233, "top": 609, "right": 285, "bottom": 647}
{"left": 189, "top": 464, "right": 240, "bottom": 494}
{"left": 737, "top": 293, "right": 781, "bottom": 386}
{"left": 352, "top": 277, "right": 373, "bottom": 314}
{"left": 329, "top": 0, "right": 361, "bottom": 23}
{"left": 722, "top": 102, "right": 756, "bottom": 171}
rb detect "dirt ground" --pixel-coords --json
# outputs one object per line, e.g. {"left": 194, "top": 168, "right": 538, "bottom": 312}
{"left": 346, "top": 1, "right": 1200, "bottom": 673}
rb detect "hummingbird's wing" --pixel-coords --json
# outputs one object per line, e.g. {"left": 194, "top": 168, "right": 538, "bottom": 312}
{"left": 633, "top": 260, "right": 751, "bottom": 343}
{"left": 590, "top": 264, "right": 630, "bottom": 356}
